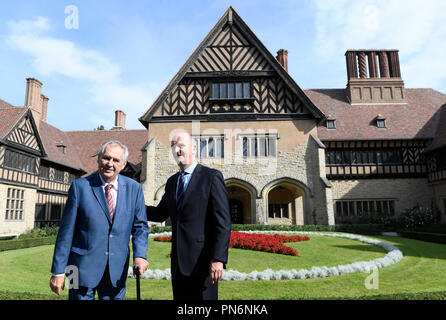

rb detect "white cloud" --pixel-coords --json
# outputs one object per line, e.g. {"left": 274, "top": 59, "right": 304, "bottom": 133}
{"left": 6, "top": 16, "right": 157, "bottom": 128}
{"left": 313, "top": 0, "right": 446, "bottom": 91}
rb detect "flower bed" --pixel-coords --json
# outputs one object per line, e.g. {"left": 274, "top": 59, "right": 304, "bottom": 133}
{"left": 154, "top": 231, "right": 310, "bottom": 256}
{"left": 229, "top": 231, "right": 309, "bottom": 256}
{"left": 130, "top": 231, "right": 404, "bottom": 281}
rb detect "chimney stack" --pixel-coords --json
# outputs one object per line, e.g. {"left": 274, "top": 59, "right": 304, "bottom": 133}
{"left": 40, "top": 94, "right": 49, "bottom": 122}
{"left": 25, "top": 78, "right": 44, "bottom": 123}
{"left": 111, "top": 110, "right": 126, "bottom": 130}
{"left": 345, "top": 49, "right": 405, "bottom": 104}
{"left": 276, "top": 49, "right": 288, "bottom": 72}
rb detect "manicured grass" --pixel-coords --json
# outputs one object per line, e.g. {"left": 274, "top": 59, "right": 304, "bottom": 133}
{"left": 1, "top": 234, "right": 445, "bottom": 300}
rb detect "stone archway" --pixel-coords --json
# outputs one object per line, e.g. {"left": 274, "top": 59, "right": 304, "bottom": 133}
{"left": 225, "top": 179, "right": 257, "bottom": 224}
{"left": 261, "top": 178, "right": 311, "bottom": 225}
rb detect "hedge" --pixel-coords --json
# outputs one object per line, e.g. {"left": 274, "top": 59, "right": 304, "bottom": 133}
{"left": 397, "top": 231, "right": 446, "bottom": 245}
{"left": 0, "top": 224, "right": 392, "bottom": 252}
{"left": 0, "top": 236, "right": 56, "bottom": 252}
{"left": 355, "top": 290, "right": 446, "bottom": 300}
{"left": 231, "top": 224, "right": 385, "bottom": 235}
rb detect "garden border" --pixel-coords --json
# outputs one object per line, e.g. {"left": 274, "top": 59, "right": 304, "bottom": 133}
{"left": 128, "top": 231, "right": 403, "bottom": 281}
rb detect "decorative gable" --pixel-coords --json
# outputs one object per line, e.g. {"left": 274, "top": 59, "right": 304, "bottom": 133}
{"left": 188, "top": 23, "right": 273, "bottom": 73}
{"left": 4, "top": 109, "right": 45, "bottom": 156}
{"left": 139, "top": 7, "right": 325, "bottom": 125}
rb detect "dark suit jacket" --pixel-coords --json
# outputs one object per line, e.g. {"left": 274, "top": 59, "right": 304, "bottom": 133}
{"left": 51, "top": 172, "right": 149, "bottom": 288}
{"left": 147, "top": 164, "right": 231, "bottom": 277}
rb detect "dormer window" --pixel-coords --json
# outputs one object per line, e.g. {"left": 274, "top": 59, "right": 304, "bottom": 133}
{"left": 327, "top": 120, "right": 336, "bottom": 129}
{"left": 57, "top": 144, "right": 67, "bottom": 154}
{"left": 376, "top": 115, "right": 386, "bottom": 128}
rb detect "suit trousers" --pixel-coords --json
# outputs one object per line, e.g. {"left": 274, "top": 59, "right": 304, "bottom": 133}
{"left": 171, "top": 271, "right": 218, "bottom": 300}
{"left": 68, "top": 264, "right": 126, "bottom": 300}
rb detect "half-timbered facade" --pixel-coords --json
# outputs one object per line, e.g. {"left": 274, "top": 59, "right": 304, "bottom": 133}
{"left": 140, "top": 7, "right": 446, "bottom": 225}
{"left": 139, "top": 7, "right": 333, "bottom": 226}
{"left": 2, "top": 7, "right": 445, "bottom": 234}
{"left": 0, "top": 83, "right": 147, "bottom": 234}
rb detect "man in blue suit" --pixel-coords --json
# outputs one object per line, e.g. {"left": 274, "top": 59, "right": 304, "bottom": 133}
{"left": 50, "top": 140, "right": 149, "bottom": 300}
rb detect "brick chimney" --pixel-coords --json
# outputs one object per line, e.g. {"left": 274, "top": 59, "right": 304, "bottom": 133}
{"left": 40, "top": 94, "right": 49, "bottom": 122}
{"left": 345, "top": 49, "right": 405, "bottom": 104}
{"left": 276, "top": 49, "right": 288, "bottom": 72}
{"left": 111, "top": 110, "right": 126, "bottom": 130}
{"left": 25, "top": 78, "right": 43, "bottom": 123}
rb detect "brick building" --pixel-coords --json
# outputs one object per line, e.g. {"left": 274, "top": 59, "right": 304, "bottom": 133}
{"left": 138, "top": 7, "right": 446, "bottom": 225}
{"left": 0, "top": 7, "right": 445, "bottom": 235}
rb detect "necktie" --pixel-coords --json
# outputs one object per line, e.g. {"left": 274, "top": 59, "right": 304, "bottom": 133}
{"left": 105, "top": 184, "right": 114, "bottom": 220}
{"left": 176, "top": 171, "right": 188, "bottom": 208}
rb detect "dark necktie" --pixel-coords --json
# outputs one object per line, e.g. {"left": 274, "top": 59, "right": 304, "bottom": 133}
{"left": 176, "top": 170, "right": 188, "bottom": 208}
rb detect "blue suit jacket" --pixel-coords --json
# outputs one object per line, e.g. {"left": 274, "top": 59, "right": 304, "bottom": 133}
{"left": 51, "top": 172, "right": 149, "bottom": 288}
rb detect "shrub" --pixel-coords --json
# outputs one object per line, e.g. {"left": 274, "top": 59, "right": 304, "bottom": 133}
{"left": 401, "top": 205, "right": 436, "bottom": 229}
{"left": 0, "top": 236, "right": 56, "bottom": 252}
{"left": 18, "top": 226, "right": 59, "bottom": 239}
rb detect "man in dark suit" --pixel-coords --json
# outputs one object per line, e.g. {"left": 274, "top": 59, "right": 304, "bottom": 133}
{"left": 50, "top": 140, "right": 149, "bottom": 300}
{"left": 146, "top": 131, "right": 231, "bottom": 300}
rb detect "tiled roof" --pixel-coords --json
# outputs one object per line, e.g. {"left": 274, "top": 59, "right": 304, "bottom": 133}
{"left": 66, "top": 130, "right": 147, "bottom": 175}
{"left": 0, "top": 98, "right": 15, "bottom": 109}
{"left": 38, "top": 121, "right": 86, "bottom": 172}
{"left": 0, "top": 107, "right": 27, "bottom": 140}
{"left": 307, "top": 88, "right": 446, "bottom": 141}
{"left": 425, "top": 103, "right": 446, "bottom": 152}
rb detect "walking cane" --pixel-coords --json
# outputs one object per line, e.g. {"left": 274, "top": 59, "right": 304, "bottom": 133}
{"left": 133, "top": 265, "right": 141, "bottom": 300}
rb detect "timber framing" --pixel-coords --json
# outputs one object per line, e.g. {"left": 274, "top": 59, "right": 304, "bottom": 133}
{"left": 139, "top": 6, "right": 326, "bottom": 126}
{"left": 323, "top": 139, "right": 430, "bottom": 179}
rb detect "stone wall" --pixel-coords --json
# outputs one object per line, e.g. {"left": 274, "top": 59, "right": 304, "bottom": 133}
{"left": 0, "top": 183, "right": 36, "bottom": 234}
{"left": 141, "top": 120, "right": 333, "bottom": 225}
{"left": 330, "top": 178, "right": 434, "bottom": 217}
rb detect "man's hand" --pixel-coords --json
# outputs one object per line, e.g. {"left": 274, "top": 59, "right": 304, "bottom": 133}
{"left": 133, "top": 257, "right": 149, "bottom": 277}
{"left": 210, "top": 260, "right": 224, "bottom": 284}
{"left": 50, "top": 275, "right": 65, "bottom": 295}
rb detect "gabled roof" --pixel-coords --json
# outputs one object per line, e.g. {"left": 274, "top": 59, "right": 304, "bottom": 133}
{"left": 0, "top": 107, "right": 47, "bottom": 157}
{"left": 309, "top": 88, "right": 446, "bottom": 141}
{"left": 0, "top": 98, "right": 15, "bottom": 109}
{"left": 139, "top": 6, "right": 325, "bottom": 126}
{"left": 66, "top": 129, "right": 147, "bottom": 175}
{"left": 39, "top": 121, "right": 85, "bottom": 172}
{"left": 0, "top": 107, "right": 27, "bottom": 140}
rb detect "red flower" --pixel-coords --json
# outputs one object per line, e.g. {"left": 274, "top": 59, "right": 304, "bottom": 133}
{"left": 154, "top": 231, "right": 310, "bottom": 256}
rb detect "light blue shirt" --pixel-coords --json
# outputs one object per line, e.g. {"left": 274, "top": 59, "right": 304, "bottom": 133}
{"left": 176, "top": 161, "right": 198, "bottom": 200}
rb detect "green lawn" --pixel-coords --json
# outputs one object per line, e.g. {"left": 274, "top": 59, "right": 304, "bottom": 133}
{"left": 1, "top": 234, "right": 445, "bottom": 300}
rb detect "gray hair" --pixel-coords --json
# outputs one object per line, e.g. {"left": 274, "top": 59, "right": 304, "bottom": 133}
{"left": 99, "top": 140, "right": 129, "bottom": 163}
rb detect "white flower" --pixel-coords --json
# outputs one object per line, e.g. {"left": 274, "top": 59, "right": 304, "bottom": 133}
{"left": 130, "top": 231, "right": 404, "bottom": 281}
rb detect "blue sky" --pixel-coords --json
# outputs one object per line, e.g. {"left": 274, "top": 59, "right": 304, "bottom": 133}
{"left": 0, "top": 0, "right": 445, "bottom": 130}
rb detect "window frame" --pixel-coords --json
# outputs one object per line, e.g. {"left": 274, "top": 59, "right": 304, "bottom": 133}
{"left": 3, "top": 148, "right": 37, "bottom": 174}
{"left": 193, "top": 135, "right": 225, "bottom": 159}
{"left": 326, "top": 120, "right": 336, "bottom": 129}
{"left": 334, "top": 199, "right": 396, "bottom": 217}
{"left": 240, "top": 134, "right": 279, "bottom": 158}
{"left": 5, "top": 188, "right": 25, "bottom": 221}
{"left": 211, "top": 81, "right": 253, "bottom": 100}
{"left": 377, "top": 119, "right": 386, "bottom": 128}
